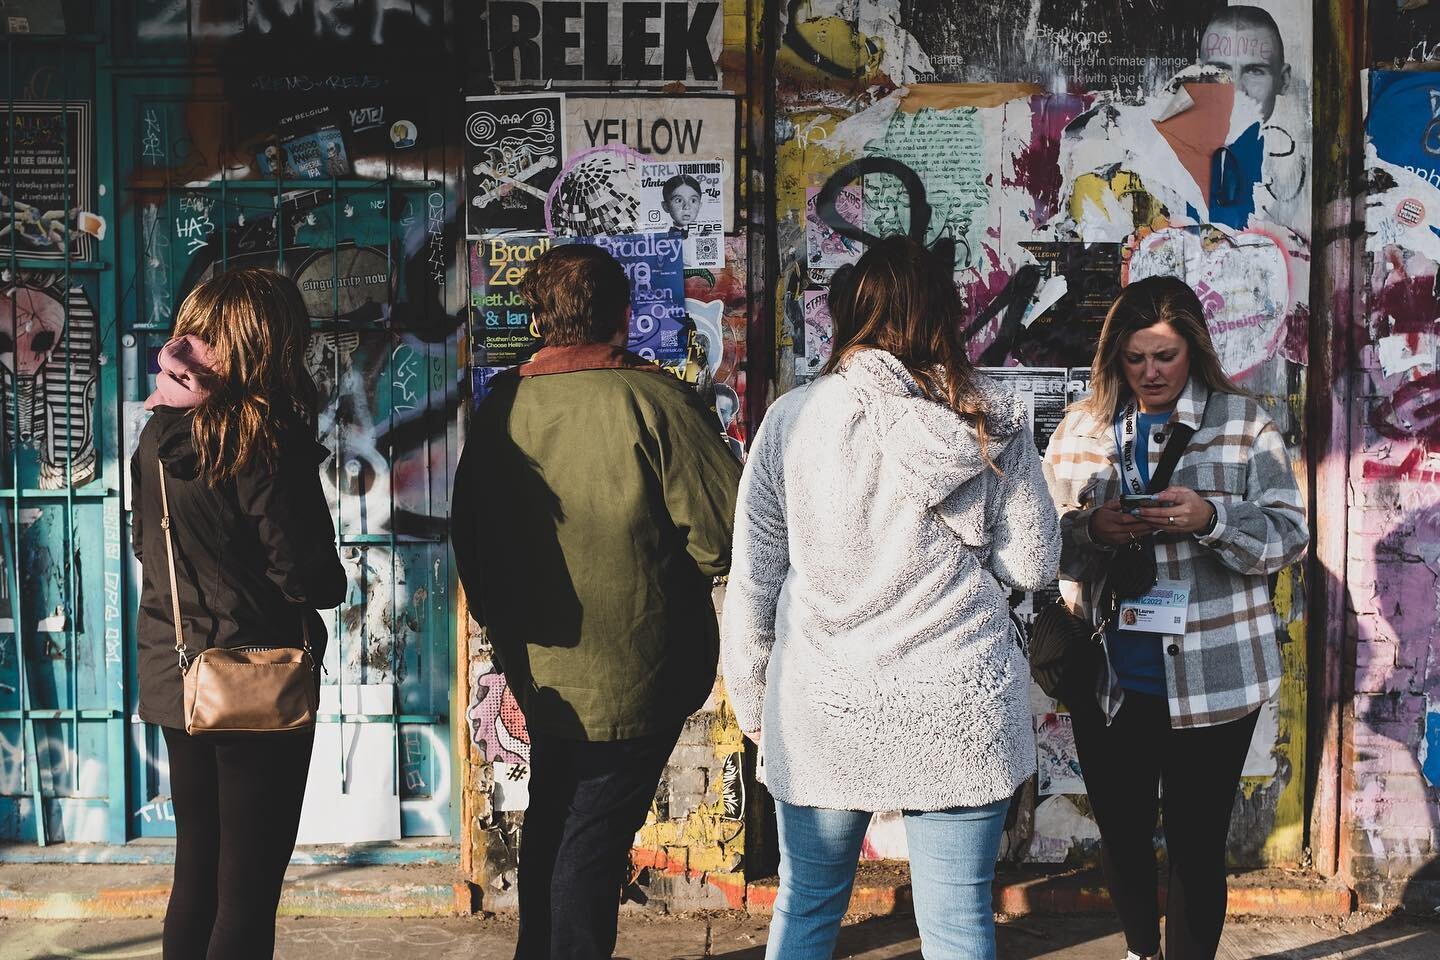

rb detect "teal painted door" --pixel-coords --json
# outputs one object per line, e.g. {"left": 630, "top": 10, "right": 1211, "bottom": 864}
{"left": 1, "top": 28, "right": 128, "bottom": 845}
{"left": 114, "top": 79, "right": 459, "bottom": 841}
{"left": 3, "top": 2, "right": 463, "bottom": 849}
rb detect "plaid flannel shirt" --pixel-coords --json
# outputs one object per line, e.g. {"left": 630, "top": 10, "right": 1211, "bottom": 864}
{"left": 1041, "top": 379, "right": 1309, "bottom": 729}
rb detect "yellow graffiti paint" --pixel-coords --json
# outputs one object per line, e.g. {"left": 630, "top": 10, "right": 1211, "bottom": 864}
{"left": 634, "top": 685, "right": 746, "bottom": 875}
{"left": 775, "top": 17, "right": 884, "bottom": 82}
{"left": 774, "top": 111, "right": 854, "bottom": 361}
{"left": 1068, "top": 169, "right": 1168, "bottom": 233}
{"left": 1263, "top": 561, "right": 1309, "bottom": 865}
{"left": 776, "top": 111, "right": 850, "bottom": 219}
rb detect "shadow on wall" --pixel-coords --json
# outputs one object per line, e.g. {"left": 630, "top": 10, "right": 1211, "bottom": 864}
{"left": 1270, "top": 500, "right": 1440, "bottom": 959}
{"left": 1359, "top": 500, "right": 1440, "bottom": 913}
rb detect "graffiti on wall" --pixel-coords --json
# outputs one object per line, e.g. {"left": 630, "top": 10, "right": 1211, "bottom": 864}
{"left": 1347, "top": 65, "right": 1440, "bottom": 908}
{"left": 0, "top": 274, "right": 99, "bottom": 489}
{"left": 119, "top": 3, "right": 468, "bottom": 838}
{"left": 775, "top": 0, "right": 1312, "bottom": 866}
{"left": 146, "top": 186, "right": 461, "bottom": 342}
{"left": 460, "top": 0, "right": 754, "bottom": 908}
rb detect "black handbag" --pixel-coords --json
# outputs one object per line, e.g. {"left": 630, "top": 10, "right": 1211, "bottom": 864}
{"left": 1028, "top": 598, "right": 1100, "bottom": 699}
{"left": 1025, "top": 421, "right": 1195, "bottom": 700}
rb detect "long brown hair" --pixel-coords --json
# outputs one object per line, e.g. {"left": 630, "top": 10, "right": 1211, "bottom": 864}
{"left": 1078, "top": 274, "right": 1245, "bottom": 421}
{"left": 172, "top": 268, "right": 318, "bottom": 484}
{"left": 825, "top": 235, "right": 995, "bottom": 465}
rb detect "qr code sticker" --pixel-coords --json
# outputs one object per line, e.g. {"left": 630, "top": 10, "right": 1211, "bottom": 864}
{"left": 696, "top": 235, "right": 719, "bottom": 263}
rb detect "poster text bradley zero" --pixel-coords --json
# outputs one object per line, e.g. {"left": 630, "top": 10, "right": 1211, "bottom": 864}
{"left": 489, "top": 1, "right": 722, "bottom": 87}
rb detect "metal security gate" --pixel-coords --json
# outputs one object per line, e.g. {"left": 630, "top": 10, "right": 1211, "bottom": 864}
{"left": 1, "top": 3, "right": 461, "bottom": 849}
{"left": 2, "top": 20, "right": 126, "bottom": 846}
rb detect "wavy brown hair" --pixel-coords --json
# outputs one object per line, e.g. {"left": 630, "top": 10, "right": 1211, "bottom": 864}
{"left": 1078, "top": 274, "right": 1245, "bottom": 420}
{"left": 825, "top": 235, "right": 996, "bottom": 468}
{"left": 172, "top": 268, "right": 318, "bottom": 484}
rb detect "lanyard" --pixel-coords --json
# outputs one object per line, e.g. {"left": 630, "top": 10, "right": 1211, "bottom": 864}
{"left": 1114, "top": 400, "right": 1147, "bottom": 496}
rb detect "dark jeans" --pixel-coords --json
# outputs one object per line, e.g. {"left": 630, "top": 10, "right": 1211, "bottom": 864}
{"left": 1069, "top": 690, "right": 1260, "bottom": 960}
{"left": 162, "top": 725, "right": 314, "bottom": 960}
{"left": 515, "top": 724, "right": 682, "bottom": 960}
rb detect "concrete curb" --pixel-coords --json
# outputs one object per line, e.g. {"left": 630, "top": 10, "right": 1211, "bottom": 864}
{"left": 0, "top": 865, "right": 474, "bottom": 920}
{"left": 0, "top": 862, "right": 1353, "bottom": 921}
{"left": 745, "top": 866, "right": 1355, "bottom": 920}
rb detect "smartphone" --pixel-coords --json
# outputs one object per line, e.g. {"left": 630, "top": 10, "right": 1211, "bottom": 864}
{"left": 1120, "top": 494, "right": 1163, "bottom": 510}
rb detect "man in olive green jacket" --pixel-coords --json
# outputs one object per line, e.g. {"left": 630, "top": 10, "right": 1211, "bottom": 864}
{"left": 451, "top": 245, "right": 740, "bottom": 960}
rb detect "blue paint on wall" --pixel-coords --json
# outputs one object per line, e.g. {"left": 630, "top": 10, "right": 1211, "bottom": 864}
{"left": 1423, "top": 709, "right": 1440, "bottom": 788}
{"left": 1367, "top": 71, "right": 1440, "bottom": 175}
{"left": 1209, "top": 122, "right": 1263, "bottom": 230}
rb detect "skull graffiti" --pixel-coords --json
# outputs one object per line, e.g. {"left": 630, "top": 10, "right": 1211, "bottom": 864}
{"left": 0, "top": 286, "right": 65, "bottom": 379}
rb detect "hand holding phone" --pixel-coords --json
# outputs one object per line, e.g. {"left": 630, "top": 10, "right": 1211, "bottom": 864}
{"left": 1090, "top": 499, "right": 1153, "bottom": 546}
{"left": 1121, "top": 494, "right": 1169, "bottom": 514}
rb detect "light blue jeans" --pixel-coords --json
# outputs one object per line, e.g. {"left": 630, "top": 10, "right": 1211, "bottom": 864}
{"left": 767, "top": 798, "right": 1010, "bottom": 960}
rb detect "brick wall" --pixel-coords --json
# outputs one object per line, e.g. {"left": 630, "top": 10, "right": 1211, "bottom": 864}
{"left": 1344, "top": 234, "right": 1440, "bottom": 908}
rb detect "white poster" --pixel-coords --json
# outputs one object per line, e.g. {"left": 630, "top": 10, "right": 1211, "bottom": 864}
{"left": 566, "top": 95, "right": 738, "bottom": 230}
{"left": 296, "top": 684, "right": 402, "bottom": 845}
{"left": 1035, "top": 712, "right": 1086, "bottom": 796}
{"left": 492, "top": 760, "right": 532, "bottom": 812}
{"left": 640, "top": 160, "right": 725, "bottom": 268}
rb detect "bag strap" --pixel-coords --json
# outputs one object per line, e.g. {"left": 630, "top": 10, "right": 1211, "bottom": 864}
{"left": 1147, "top": 424, "right": 1195, "bottom": 494}
{"left": 157, "top": 457, "right": 190, "bottom": 674}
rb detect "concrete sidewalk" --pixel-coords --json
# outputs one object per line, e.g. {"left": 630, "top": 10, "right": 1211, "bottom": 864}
{"left": 0, "top": 913, "right": 1436, "bottom": 959}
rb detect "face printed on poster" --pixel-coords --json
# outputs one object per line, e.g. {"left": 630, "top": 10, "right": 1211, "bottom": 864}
{"left": 640, "top": 160, "right": 725, "bottom": 268}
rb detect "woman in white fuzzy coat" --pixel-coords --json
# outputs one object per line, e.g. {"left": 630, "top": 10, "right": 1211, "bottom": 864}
{"left": 722, "top": 237, "right": 1061, "bottom": 960}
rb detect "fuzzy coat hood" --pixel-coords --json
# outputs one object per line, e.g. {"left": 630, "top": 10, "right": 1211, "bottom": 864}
{"left": 838, "top": 349, "right": 1029, "bottom": 510}
{"left": 721, "top": 350, "right": 1061, "bottom": 811}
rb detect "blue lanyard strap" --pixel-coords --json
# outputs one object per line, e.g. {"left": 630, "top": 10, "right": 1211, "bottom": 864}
{"left": 1114, "top": 401, "right": 1146, "bottom": 496}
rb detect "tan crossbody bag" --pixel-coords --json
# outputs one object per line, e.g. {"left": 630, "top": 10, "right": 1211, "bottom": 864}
{"left": 158, "top": 457, "right": 319, "bottom": 735}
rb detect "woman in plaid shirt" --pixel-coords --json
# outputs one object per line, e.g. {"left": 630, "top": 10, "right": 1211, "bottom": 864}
{"left": 1042, "top": 276, "right": 1309, "bottom": 960}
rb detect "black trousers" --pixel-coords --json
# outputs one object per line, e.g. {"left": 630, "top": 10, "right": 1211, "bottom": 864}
{"left": 515, "top": 724, "right": 682, "bottom": 960}
{"left": 1069, "top": 690, "right": 1260, "bottom": 960}
{"left": 162, "top": 725, "right": 314, "bottom": 960}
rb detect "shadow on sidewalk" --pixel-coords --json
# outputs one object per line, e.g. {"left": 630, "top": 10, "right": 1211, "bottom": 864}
{"left": 32, "top": 929, "right": 164, "bottom": 960}
{"left": 706, "top": 912, "right": 1125, "bottom": 959}
{"left": 1241, "top": 915, "right": 1440, "bottom": 960}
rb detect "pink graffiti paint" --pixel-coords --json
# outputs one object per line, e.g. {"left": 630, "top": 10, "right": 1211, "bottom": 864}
{"left": 1281, "top": 302, "right": 1310, "bottom": 367}
{"left": 1201, "top": 29, "right": 1275, "bottom": 62}
{"left": 1360, "top": 446, "right": 1440, "bottom": 482}
{"left": 469, "top": 671, "right": 530, "bottom": 766}
{"left": 1364, "top": 251, "right": 1440, "bottom": 446}
{"left": 959, "top": 242, "right": 1013, "bottom": 363}
{"left": 1373, "top": 373, "right": 1440, "bottom": 444}
{"left": 1372, "top": 270, "right": 1440, "bottom": 339}
{"left": 1004, "top": 94, "right": 1090, "bottom": 228}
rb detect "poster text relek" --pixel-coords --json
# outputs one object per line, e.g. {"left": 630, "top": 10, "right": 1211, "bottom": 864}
{"left": 488, "top": 1, "right": 723, "bottom": 89}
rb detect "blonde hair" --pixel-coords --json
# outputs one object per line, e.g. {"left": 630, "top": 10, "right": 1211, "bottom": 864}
{"left": 1078, "top": 275, "right": 1245, "bottom": 420}
{"left": 172, "top": 268, "right": 318, "bottom": 484}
